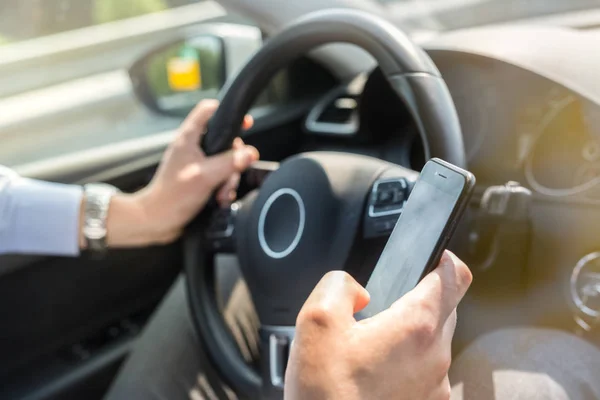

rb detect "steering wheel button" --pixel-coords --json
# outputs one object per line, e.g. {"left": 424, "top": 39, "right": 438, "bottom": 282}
{"left": 392, "top": 188, "right": 405, "bottom": 204}
{"left": 368, "top": 178, "right": 410, "bottom": 218}
{"left": 376, "top": 189, "right": 393, "bottom": 205}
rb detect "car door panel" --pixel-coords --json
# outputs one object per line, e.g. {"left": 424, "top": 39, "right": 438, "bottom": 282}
{"left": 0, "top": 248, "right": 180, "bottom": 400}
{"left": 0, "top": 160, "right": 180, "bottom": 400}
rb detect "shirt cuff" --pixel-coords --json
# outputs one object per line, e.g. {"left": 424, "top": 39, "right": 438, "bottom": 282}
{"left": 10, "top": 178, "right": 83, "bottom": 256}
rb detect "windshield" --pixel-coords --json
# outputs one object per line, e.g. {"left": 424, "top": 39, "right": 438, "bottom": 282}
{"left": 376, "top": 0, "right": 600, "bottom": 31}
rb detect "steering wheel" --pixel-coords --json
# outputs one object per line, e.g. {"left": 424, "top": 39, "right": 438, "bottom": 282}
{"left": 184, "top": 9, "right": 466, "bottom": 399}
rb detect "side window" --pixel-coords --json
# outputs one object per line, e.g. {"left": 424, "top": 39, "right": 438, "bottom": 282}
{"left": 0, "top": 0, "right": 229, "bottom": 167}
{"left": 0, "top": 0, "right": 197, "bottom": 43}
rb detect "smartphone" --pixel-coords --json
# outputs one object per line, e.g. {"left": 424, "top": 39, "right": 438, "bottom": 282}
{"left": 361, "top": 158, "right": 475, "bottom": 318}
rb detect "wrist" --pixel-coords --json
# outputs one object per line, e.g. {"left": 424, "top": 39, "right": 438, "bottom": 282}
{"left": 105, "top": 192, "right": 177, "bottom": 247}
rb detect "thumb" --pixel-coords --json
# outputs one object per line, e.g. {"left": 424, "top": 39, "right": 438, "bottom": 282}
{"left": 297, "top": 271, "right": 370, "bottom": 330}
{"left": 365, "top": 251, "right": 471, "bottom": 338}
{"left": 202, "top": 144, "right": 259, "bottom": 188}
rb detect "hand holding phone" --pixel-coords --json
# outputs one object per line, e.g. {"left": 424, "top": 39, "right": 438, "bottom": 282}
{"left": 361, "top": 158, "right": 475, "bottom": 317}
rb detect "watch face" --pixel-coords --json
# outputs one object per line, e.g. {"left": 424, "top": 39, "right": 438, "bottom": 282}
{"left": 84, "top": 226, "right": 107, "bottom": 241}
{"left": 84, "top": 221, "right": 107, "bottom": 240}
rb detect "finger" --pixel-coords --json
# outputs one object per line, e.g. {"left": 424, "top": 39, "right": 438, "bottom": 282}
{"left": 243, "top": 115, "right": 254, "bottom": 131}
{"left": 442, "top": 308, "right": 458, "bottom": 346}
{"left": 437, "top": 309, "right": 457, "bottom": 382}
{"left": 217, "top": 139, "right": 249, "bottom": 205}
{"left": 370, "top": 251, "right": 471, "bottom": 336}
{"left": 216, "top": 173, "right": 240, "bottom": 207}
{"left": 179, "top": 99, "right": 220, "bottom": 144}
{"left": 233, "top": 137, "right": 244, "bottom": 150}
{"left": 402, "top": 251, "right": 471, "bottom": 326}
{"left": 428, "top": 375, "right": 451, "bottom": 400}
{"left": 201, "top": 145, "right": 259, "bottom": 188}
{"left": 297, "top": 271, "right": 370, "bottom": 329}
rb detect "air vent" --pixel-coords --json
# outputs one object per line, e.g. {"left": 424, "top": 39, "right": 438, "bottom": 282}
{"left": 305, "top": 87, "right": 359, "bottom": 136}
{"left": 317, "top": 96, "right": 358, "bottom": 124}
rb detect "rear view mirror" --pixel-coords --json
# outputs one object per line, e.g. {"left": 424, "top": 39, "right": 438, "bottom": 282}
{"left": 129, "top": 35, "right": 226, "bottom": 117}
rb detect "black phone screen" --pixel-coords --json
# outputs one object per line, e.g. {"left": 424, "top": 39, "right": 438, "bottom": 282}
{"left": 362, "top": 161, "right": 468, "bottom": 317}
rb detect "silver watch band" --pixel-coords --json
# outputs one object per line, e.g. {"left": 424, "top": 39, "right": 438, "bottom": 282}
{"left": 83, "top": 183, "right": 119, "bottom": 252}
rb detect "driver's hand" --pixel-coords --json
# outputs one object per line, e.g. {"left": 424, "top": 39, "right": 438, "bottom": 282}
{"left": 285, "top": 251, "right": 472, "bottom": 400}
{"left": 103, "top": 100, "right": 259, "bottom": 247}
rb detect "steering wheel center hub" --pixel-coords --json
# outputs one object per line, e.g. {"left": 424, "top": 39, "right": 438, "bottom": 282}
{"left": 235, "top": 153, "right": 389, "bottom": 326}
{"left": 258, "top": 188, "right": 306, "bottom": 259}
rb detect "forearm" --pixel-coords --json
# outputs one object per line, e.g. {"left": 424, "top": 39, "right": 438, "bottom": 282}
{"left": 0, "top": 170, "right": 169, "bottom": 256}
{"left": 1, "top": 99, "right": 254, "bottom": 256}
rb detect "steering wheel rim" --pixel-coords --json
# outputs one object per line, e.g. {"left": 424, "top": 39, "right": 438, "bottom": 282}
{"left": 202, "top": 9, "right": 465, "bottom": 166}
{"left": 186, "top": 8, "right": 466, "bottom": 399}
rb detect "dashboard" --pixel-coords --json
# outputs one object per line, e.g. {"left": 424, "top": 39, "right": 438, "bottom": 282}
{"left": 299, "top": 24, "right": 600, "bottom": 344}
{"left": 303, "top": 26, "right": 600, "bottom": 201}
{"left": 305, "top": 45, "right": 600, "bottom": 197}
{"left": 436, "top": 52, "right": 600, "bottom": 198}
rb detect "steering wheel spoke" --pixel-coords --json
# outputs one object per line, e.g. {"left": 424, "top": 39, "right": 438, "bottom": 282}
{"left": 243, "top": 161, "right": 280, "bottom": 190}
{"left": 260, "top": 326, "right": 295, "bottom": 392}
{"left": 204, "top": 203, "right": 239, "bottom": 253}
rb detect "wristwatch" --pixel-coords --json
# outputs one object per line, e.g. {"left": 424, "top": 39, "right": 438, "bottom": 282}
{"left": 83, "top": 183, "right": 120, "bottom": 252}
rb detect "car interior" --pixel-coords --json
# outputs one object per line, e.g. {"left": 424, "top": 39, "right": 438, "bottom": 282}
{"left": 2, "top": 1, "right": 600, "bottom": 399}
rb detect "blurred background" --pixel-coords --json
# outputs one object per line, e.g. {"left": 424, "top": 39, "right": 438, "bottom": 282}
{"left": 2, "top": 0, "right": 599, "bottom": 43}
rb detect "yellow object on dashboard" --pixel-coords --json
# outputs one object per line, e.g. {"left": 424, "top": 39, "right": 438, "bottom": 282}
{"left": 167, "top": 57, "right": 201, "bottom": 91}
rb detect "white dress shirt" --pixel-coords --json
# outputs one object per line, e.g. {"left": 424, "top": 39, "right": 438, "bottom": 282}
{"left": 0, "top": 166, "right": 82, "bottom": 256}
